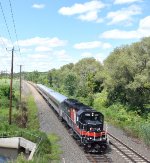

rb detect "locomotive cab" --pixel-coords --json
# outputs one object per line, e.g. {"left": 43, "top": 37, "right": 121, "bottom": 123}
{"left": 77, "top": 111, "right": 104, "bottom": 132}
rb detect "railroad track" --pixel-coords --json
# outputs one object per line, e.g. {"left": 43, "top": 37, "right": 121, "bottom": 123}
{"left": 85, "top": 153, "right": 112, "bottom": 163}
{"left": 108, "top": 133, "right": 150, "bottom": 163}
{"left": 68, "top": 130, "right": 112, "bottom": 163}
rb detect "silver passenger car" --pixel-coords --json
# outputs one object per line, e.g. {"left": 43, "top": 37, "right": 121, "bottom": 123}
{"left": 37, "top": 84, "right": 67, "bottom": 113}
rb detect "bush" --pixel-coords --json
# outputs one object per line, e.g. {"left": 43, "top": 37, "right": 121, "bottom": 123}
{"left": 140, "top": 123, "right": 150, "bottom": 146}
{"left": 0, "top": 84, "right": 10, "bottom": 98}
{"left": 0, "top": 97, "right": 9, "bottom": 108}
{"left": 93, "top": 91, "right": 150, "bottom": 146}
{"left": 94, "top": 90, "right": 108, "bottom": 107}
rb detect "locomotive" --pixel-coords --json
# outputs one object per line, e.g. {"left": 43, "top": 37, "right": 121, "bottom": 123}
{"left": 36, "top": 84, "right": 108, "bottom": 153}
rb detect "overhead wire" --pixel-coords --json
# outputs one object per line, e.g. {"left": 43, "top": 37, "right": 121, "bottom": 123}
{"left": 0, "top": 34, "right": 10, "bottom": 72}
{"left": 8, "top": 0, "right": 23, "bottom": 73}
{"left": 8, "top": 0, "right": 21, "bottom": 55}
{"left": 0, "top": 0, "right": 13, "bottom": 47}
{"left": 0, "top": 35, "right": 8, "bottom": 51}
{"left": 0, "top": 0, "right": 22, "bottom": 72}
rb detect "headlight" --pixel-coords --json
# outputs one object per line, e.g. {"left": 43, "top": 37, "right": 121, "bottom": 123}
{"left": 97, "top": 128, "right": 101, "bottom": 131}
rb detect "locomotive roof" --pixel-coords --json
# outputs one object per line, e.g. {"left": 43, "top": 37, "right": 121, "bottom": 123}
{"left": 64, "top": 99, "right": 103, "bottom": 116}
{"left": 37, "top": 84, "right": 67, "bottom": 103}
{"left": 65, "top": 99, "right": 93, "bottom": 111}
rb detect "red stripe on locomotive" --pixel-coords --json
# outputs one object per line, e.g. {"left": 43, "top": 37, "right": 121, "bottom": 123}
{"left": 74, "top": 125, "right": 106, "bottom": 137}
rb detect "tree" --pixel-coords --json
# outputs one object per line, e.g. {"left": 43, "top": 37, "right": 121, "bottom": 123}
{"left": 104, "top": 37, "right": 150, "bottom": 114}
{"left": 64, "top": 73, "right": 77, "bottom": 96}
{"left": 73, "top": 58, "right": 103, "bottom": 97}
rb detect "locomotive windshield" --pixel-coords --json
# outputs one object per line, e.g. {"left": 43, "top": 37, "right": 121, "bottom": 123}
{"left": 82, "top": 112, "right": 103, "bottom": 123}
{"left": 79, "top": 112, "right": 104, "bottom": 131}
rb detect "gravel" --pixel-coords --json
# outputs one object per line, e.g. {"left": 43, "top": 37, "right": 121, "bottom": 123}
{"left": 23, "top": 82, "right": 150, "bottom": 163}
{"left": 108, "top": 124, "right": 150, "bottom": 161}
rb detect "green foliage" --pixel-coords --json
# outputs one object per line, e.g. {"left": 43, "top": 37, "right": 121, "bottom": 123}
{"left": 45, "top": 58, "right": 104, "bottom": 101}
{"left": 11, "top": 153, "right": 49, "bottom": 163}
{"left": 23, "top": 71, "right": 48, "bottom": 84}
{"left": 94, "top": 91, "right": 150, "bottom": 145}
{"left": 47, "top": 133, "right": 62, "bottom": 160}
{"left": 0, "top": 126, "right": 57, "bottom": 163}
{"left": 139, "top": 123, "right": 150, "bottom": 146}
{"left": 0, "top": 78, "right": 61, "bottom": 162}
{"left": 73, "top": 58, "right": 103, "bottom": 97}
{"left": 13, "top": 133, "right": 61, "bottom": 163}
{"left": 0, "top": 97, "right": 9, "bottom": 108}
{"left": 94, "top": 90, "right": 108, "bottom": 107}
{"left": 26, "top": 96, "right": 39, "bottom": 130}
{"left": 0, "top": 80, "right": 17, "bottom": 109}
{"left": 64, "top": 73, "right": 78, "bottom": 96}
{"left": 104, "top": 37, "right": 150, "bottom": 113}
{"left": 0, "top": 84, "right": 10, "bottom": 98}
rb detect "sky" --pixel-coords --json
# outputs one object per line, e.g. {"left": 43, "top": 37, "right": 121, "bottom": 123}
{"left": 0, "top": 0, "right": 150, "bottom": 72}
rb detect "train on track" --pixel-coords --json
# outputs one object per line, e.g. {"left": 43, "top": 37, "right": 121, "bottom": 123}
{"left": 36, "top": 84, "right": 108, "bottom": 153}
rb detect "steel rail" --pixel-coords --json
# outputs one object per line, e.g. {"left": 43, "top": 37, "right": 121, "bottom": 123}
{"left": 108, "top": 133, "right": 150, "bottom": 163}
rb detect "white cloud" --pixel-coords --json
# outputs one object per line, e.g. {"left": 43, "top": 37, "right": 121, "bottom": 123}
{"left": 78, "top": 11, "right": 98, "bottom": 22}
{"left": 32, "top": 4, "right": 45, "bottom": 9}
{"left": 74, "top": 41, "right": 112, "bottom": 49}
{"left": 81, "top": 52, "right": 93, "bottom": 58}
{"left": 101, "top": 29, "right": 138, "bottom": 39}
{"left": 29, "top": 54, "right": 49, "bottom": 59}
{"left": 0, "top": 36, "right": 70, "bottom": 72}
{"left": 35, "top": 46, "right": 52, "bottom": 52}
{"left": 0, "top": 37, "right": 12, "bottom": 48}
{"left": 20, "top": 48, "right": 32, "bottom": 53}
{"left": 58, "top": 0, "right": 105, "bottom": 22}
{"left": 54, "top": 50, "right": 72, "bottom": 62}
{"left": 107, "top": 5, "right": 141, "bottom": 25}
{"left": 80, "top": 52, "right": 106, "bottom": 63}
{"left": 59, "top": 1, "right": 104, "bottom": 15}
{"left": 17, "top": 37, "right": 67, "bottom": 48}
{"left": 94, "top": 53, "right": 106, "bottom": 63}
{"left": 114, "top": 0, "right": 142, "bottom": 4}
{"left": 101, "top": 16, "right": 150, "bottom": 39}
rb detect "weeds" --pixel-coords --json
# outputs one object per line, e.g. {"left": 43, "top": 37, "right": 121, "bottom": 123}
{"left": 0, "top": 79, "right": 61, "bottom": 162}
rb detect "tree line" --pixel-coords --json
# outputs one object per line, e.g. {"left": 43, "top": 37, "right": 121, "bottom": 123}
{"left": 24, "top": 37, "right": 150, "bottom": 117}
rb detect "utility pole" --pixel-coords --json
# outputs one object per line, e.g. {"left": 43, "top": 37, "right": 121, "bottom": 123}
{"left": 9, "top": 47, "right": 14, "bottom": 125}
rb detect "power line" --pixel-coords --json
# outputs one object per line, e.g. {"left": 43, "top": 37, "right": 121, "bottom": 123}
{"left": 0, "top": 35, "right": 8, "bottom": 51}
{"left": 0, "top": 33, "right": 12, "bottom": 55}
{"left": 8, "top": 0, "right": 21, "bottom": 55}
{"left": 0, "top": 1, "right": 13, "bottom": 46}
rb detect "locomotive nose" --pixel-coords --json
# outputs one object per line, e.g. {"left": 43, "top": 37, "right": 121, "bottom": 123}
{"left": 90, "top": 127, "right": 101, "bottom": 132}
{"left": 85, "top": 120, "right": 103, "bottom": 132}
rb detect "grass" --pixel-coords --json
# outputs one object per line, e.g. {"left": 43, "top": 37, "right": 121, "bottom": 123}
{"left": 48, "top": 133, "right": 62, "bottom": 160}
{"left": 26, "top": 95, "right": 39, "bottom": 130}
{"left": 0, "top": 78, "right": 62, "bottom": 162}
